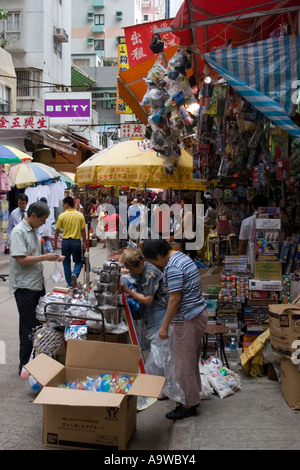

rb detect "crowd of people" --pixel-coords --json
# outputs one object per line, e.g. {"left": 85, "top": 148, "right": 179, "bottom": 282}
{"left": 8, "top": 188, "right": 264, "bottom": 422}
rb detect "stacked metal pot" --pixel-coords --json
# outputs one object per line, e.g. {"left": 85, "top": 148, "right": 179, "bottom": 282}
{"left": 92, "top": 260, "right": 122, "bottom": 325}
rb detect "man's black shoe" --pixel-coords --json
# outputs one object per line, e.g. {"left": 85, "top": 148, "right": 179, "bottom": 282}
{"left": 165, "top": 404, "right": 197, "bottom": 420}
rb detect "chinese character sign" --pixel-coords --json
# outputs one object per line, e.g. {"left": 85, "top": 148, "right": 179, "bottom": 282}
{"left": 124, "top": 19, "right": 177, "bottom": 67}
{"left": 121, "top": 124, "right": 145, "bottom": 139}
{"left": 116, "top": 37, "right": 133, "bottom": 115}
{"left": 0, "top": 115, "right": 49, "bottom": 130}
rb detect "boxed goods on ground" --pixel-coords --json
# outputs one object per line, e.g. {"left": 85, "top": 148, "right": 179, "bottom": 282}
{"left": 269, "top": 304, "right": 300, "bottom": 358}
{"left": 280, "top": 357, "right": 300, "bottom": 410}
{"left": 25, "top": 339, "right": 165, "bottom": 450}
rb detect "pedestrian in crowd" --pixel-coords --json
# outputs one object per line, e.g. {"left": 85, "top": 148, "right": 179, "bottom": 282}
{"left": 9, "top": 201, "right": 64, "bottom": 375}
{"left": 37, "top": 197, "right": 54, "bottom": 254}
{"left": 141, "top": 239, "right": 208, "bottom": 420}
{"left": 204, "top": 199, "right": 217, "bottom": 227}
{"left": 128, "top": 197, "right": 141, "bottom": 241}
{"left": 53, "top": 196, "right": 87, "bottom": 287}
{"left": 90, "top": 197, "right": 99, "bottom": 236}
{"left": 7, "top": 193, "right": 29, "bottom": 239}
{"left": 103, "top": 209, "right": 126, "bottom": 256}
{"left": 120, "top": 247, "right": 168, "bottom": 351}
{"left": 239, "top": 194, "right": 269, "bottom": 266}
{"left": 174, "top": 196, "right": 198, "bottom": 260}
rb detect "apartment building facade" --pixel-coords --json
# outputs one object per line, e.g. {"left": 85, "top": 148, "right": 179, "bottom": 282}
{"left": 0, "top": 0, "right": 72, "bottom": 116}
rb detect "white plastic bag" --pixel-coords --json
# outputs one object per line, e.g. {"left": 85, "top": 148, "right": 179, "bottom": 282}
{"left": 50, "top": 262, "right": 65, "bottom": 284}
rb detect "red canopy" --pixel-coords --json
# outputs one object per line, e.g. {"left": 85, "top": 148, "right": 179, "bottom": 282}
{"left": 171, "top": 0, "right": 300, "bottom": 80}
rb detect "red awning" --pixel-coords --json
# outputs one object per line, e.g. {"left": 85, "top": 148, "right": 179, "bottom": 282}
{"left": 170, "top": 0, "right": 300, "bottom": 80}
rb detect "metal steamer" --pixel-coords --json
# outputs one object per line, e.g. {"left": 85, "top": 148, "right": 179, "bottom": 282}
{"left": 92, "top": 261, "right": 122, "bottom": 326}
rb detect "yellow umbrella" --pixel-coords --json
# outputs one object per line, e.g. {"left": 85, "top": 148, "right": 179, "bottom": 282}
{"left": 75, "top": 140, "right": 212, "bottom": 190}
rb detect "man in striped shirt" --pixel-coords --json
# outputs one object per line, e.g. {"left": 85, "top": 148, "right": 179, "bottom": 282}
{"left": 142, "top": 239, "right": 208, "bottom": 420}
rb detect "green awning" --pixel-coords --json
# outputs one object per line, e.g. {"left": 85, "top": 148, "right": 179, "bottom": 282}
{"left": 71, "top": 64, "right": 95, "bottom": 91}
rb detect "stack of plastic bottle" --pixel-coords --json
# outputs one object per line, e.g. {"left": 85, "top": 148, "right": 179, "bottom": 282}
{"left": 58, "top": 372, "right": 136, "bottom": 394}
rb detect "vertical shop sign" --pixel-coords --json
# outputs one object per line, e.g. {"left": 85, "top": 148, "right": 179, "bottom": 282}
{"left": 116, "top": 37, "right": 133, "bottom": 115}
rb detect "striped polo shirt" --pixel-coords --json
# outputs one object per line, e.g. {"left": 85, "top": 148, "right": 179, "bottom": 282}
{"left": 164, "top": 251, "right": 206, "bottom": 322}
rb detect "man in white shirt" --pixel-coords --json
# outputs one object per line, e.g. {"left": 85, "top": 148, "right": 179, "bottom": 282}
{"left": 239, "top": 194, "right": 269, "bottom": 265}
{"left": 7, "top": 193, "right": 28, "bottom": 239}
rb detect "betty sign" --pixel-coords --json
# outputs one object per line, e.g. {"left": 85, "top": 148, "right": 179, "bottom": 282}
{"left": 44, "top": 92, "right": 92, "bottom": 125}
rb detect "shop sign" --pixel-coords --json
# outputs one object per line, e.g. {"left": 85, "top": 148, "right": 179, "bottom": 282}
{"left": 121, "top": 124, "right": 145, "bottom": 139}
{"left": 116, "top": 37, "right": 133, "bottom": 115}
{"left": 124, "top": 19, "right": 177, "bottom": 67}
{"left": 0, "top": 115, "right": 49, "bottom": 130}
{"left": 44, "top": 92, "right": 92, "bottom": 125}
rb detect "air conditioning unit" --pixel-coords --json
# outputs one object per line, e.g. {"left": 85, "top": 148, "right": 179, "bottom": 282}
{"left": 54, "top": 28, "right": 69, "bottom": 43}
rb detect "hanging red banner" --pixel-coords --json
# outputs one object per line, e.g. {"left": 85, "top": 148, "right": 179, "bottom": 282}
{"left": 124, "top": 18, "right": 178, "bottom": 67}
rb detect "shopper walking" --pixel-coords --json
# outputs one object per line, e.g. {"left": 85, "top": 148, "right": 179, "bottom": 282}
{"left": 7, "top": 193, "right": 29, "bottom": 239}
{"left": 141, "top": 239, "right": 208, "bottom": 420}
{"left": 9, "top": 201, "right": 64, "bottom": 375}
{"left": 53, "top": 196, "right": 87, "bottom": 287}
{"left": 37, "top": 197, "right": 54, "bottom": 254}
{"left": 239, "top": 194, "right": 269, "bottom": 266}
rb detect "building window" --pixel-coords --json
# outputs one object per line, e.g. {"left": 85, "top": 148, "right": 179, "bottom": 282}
{"left": 94, "top": 39, "right": 104, "bottom": 51}
{"left": 73, "top": 58, "right": 90, "bottom": 67}
{"left": 16, "top": 69, "right": 41, "bottom": 98}
{"left": 54, "top": 37, "right": 62, "bottom": 58}
{"left": 102, "top": 93, "right": 116, "bottom": 109}
{"left": 0, "top": 84, "right": 10, "bottom": 113}
{"left": 94, "top": 14, "right": 104, "bottom": 25}
{"left": 5, "top": 12, "right": 21, "bottom": 41}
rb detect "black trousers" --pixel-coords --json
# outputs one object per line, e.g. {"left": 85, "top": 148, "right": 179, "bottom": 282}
{"left": 14, "top": 287, "right": 45, "bottom": 372}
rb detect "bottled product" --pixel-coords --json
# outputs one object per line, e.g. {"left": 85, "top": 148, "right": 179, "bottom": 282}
{"left": 229, "top": 337, "right": 239, "bottom": 367}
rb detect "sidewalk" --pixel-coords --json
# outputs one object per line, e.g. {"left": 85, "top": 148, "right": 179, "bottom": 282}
{"left": 0, "top": 244, "right": 299, "bottom": 451}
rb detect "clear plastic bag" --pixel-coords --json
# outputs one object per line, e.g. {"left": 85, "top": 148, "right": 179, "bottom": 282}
{"left": 145, "top": 328, "right": 185, "bottom": 404}
{"left": 50, "top": 262, "right": 65, "bottom": 284}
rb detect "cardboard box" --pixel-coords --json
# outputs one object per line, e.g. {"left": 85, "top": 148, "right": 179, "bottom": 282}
{"left": 248, "top": 279, "right": 282, "bottom": 291}
{"left": 280, "top": 358, "right": 300, "bottom": 410}
{"left": 255, "top": 218, "right": 281, "bottom": 230}
{"left": 25, "top": 339, "right": 165, "bottom": 450}
{"left": 269, "top": 304, "right": 300, "bottom": 358}
{"left": 254, "top": 261, "right": 282, "bottom": 281}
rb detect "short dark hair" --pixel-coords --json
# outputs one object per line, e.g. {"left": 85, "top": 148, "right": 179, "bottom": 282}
{"left": 27, "top": 201, "right": 50, "bottom": 218}
{"left": 18, "top": 193, "right": 28, "bottom": 203}
{"left": 251, "top": 195, "right": 269, "bottom": 209}
{"left": 141, "top": 239, "right": 171, "bottom": 259}
{"left": 63, "top": 196, "right": 74, "bottom": 208}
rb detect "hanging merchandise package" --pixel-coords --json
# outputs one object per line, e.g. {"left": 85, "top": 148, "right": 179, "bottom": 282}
{"left": 50, "top": 261, "right": 65, "bottom": 284}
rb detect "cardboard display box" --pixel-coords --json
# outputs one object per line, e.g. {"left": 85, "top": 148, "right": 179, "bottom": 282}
{"left": 25, "top": 339, "right": 165, "bottom": 450}
{"left": 248, "top": 279, "right": 282, "bottom": 291}
{"left": 254, "top": 261, "right": 282, "bottom": 281}
{"left": 280, "top": 357, "right": 300, "bottom": 410}
{"left": 269, "top": 304, "right": 300, "bottom": 358}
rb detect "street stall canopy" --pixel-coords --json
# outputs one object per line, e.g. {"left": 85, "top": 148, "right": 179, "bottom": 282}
{"left": 170, "top": 0, "right": 300, "bottom": 78}
{"left": 59, "top": 171, "right": 76, "bottom": 188}
{"left": 0, "top": 145, "right": 32, "bottom": 164}
{"left": 10, "top": 162, "right": 61, "bottom": 188}
{"left": 75, "top": 139, "right": 212, "bottom": 190}
{"left": 203, "top": 35, "right": 300, "bottom": 142}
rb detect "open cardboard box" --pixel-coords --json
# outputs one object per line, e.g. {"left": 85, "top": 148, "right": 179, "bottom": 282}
{"left": 269, "top": 304, "right": 300, "bottom": 358}
{"left": 25, "top": 339, "right": 165, "bottom": 450}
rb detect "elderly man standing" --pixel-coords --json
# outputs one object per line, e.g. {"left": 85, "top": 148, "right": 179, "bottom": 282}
{"left": 54, "top": 196, "right": 87, "bottom": 287}
{"left": 9, "top": 201, "right": 64, "bottom": 375}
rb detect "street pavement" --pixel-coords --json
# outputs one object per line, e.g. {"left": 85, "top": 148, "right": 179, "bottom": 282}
{"left": 0, "top": 243, "right": 299, "bottom": 452}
